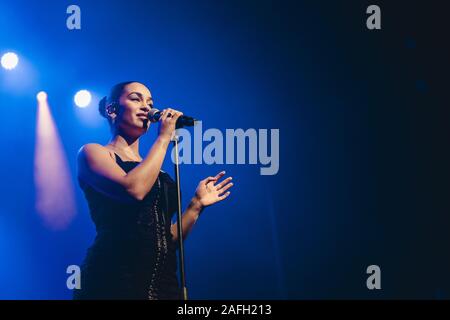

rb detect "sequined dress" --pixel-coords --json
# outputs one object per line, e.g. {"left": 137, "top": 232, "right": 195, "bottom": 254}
{"left": 73, "top": 153, "right": 181, "bottom": 300}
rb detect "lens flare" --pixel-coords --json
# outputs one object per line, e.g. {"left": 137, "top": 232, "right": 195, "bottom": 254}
{"left": 1, "top": 52, "right": 19, "bottom": 70}
{"left": 74, "top": 90, "right": 92, "bottom": 108}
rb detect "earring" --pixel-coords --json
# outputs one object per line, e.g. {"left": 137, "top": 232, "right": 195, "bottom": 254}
{"left": 106, "top": 102, "right": 117, "bottom": 115}
{"left": 106, "top": 102, "right": 118, "bottom": 124}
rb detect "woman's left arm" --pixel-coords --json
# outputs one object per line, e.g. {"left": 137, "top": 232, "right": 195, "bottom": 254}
{"left": 171, "top": 171, "right": 233, "bottom": 242}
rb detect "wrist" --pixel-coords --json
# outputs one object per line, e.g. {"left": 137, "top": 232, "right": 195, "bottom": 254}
{"left": 189, "top": 196, "right": 204, "bottom": 213}
{"left": 156, "top": 134, "right": 172, "bottom": 145}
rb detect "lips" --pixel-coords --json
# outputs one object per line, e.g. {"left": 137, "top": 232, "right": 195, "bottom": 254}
{"left": 136, "top": 113, "right": 148, "bottom": 119}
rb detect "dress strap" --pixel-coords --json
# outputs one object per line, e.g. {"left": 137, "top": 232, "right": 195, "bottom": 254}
{"left": 114, "top": 152, "right": 124, "bottom": 163}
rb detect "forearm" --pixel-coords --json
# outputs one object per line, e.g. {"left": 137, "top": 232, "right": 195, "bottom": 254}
{"left": 126, "top": 135, "right": 171, "bottom": 200}
{"left": 171, "top": 197, "right": 204, "bottom": 242}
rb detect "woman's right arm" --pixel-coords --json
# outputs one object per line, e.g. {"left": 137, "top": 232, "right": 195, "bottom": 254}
{"left": 77, "top": 109, "right": 183, "bottom": 203}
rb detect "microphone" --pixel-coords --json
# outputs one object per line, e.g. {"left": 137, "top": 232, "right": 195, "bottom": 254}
{"left": 148, "top": 108, "right": 197, "bottom": 128}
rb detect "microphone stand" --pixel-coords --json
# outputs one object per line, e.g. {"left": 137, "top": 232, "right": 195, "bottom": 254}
{"left": 172, "top": 133, "right": 188, "bottom": 300}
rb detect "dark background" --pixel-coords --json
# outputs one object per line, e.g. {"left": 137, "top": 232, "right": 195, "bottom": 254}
{"left": 0, "top": 0, "right": 448, "bottom": 299}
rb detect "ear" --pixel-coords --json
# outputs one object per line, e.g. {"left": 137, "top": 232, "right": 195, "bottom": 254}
{"left": 106, "top": 102, "right": 118, "bottom": 121}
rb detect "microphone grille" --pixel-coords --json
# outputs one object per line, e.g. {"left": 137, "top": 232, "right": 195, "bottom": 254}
{"left": 148, "top": 108, "right": 160, "bottom": 122}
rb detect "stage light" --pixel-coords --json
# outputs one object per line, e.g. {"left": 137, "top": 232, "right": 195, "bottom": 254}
{"left": 1, "top": 52, "right": 19, "bottom": 70}
{"left": 74, "top": 90, "right": 91, "bottom": 108}
{"left": 37, "top": 91, "right": 47, "bottom": 102}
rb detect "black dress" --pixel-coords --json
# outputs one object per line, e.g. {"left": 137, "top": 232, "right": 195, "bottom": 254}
{"left": 73, "top": 153, "right": 181, "bottom": 300}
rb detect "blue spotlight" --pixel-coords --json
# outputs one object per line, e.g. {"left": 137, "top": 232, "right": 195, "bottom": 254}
{"left": 1, "top": 52, "right": 19, "bottom": 70}
{"left": 74, "top": 90, "right": 92, "bottom": 108}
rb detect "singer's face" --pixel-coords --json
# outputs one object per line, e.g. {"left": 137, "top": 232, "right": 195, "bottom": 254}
{"left": 115, "top": 82, "right": 153, "bottom": 136}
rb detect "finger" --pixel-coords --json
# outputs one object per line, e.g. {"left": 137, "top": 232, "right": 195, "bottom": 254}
{"left": 217, "top": 191, "right": 231, "bottom": 201}
{"left": 218, "top": 182, "right": 233, "bottom": 193}
{"left": 168, "top": 111, "right": 182, "bottom": 123}
{"left": 167, "top": 108, "right": 177, "bottom": 119}
{"left": 213, "top": 171, "right": 226, "bottom": 180}
{"left": 204, "top": 171, "right": 225, "bottom": 185}
{"left": 160, "top": 108, "right": 169, "bottom": 121}
{"left": 202, "top": 176, "right": 218, "bottom": 184}
{"left": 215, "top": 176, "right": 232, "bottom": 189}
{"left": 166, "top": 108, "right": 176, "bottom": 119}
{"left": 204, "top": 177, "right": 218, "bottom": 186}
{"left": 172, "top": 111, "right": 184, "bottom": 120}
{"left": 161, "top": 108, "right": 174, "bottom": 121}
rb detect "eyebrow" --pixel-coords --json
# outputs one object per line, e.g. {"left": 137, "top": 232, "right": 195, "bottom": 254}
{"left": 128, "top": 91, "right": 153, "bottom": 103}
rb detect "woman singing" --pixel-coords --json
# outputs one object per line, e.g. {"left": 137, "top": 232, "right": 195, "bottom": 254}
{"left": 74, "top": 81, "right": 233, "bottom": 299}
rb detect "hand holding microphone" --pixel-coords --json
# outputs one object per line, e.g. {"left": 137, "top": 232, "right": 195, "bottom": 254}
{"left": 147, "top": 107, "right": 198, "bottom": 141}
{"left": 149, "top": 108, "right": 181, "bottom": 141}
{"left": 148, "top": 108, "right": 197, "bottom": 128}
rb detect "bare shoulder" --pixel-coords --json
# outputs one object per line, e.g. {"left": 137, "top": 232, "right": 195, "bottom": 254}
{"left": 77, "top": 143, "right": 114, "bottom": 163}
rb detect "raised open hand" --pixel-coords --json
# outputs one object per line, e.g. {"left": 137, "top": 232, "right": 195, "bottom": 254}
{"left": 194, "top": 171, "right": 233, "bottom": 208}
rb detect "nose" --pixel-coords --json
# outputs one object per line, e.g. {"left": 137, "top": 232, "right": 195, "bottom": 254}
{"left": 140, "top": 105, "right": 151, "bottom": 113}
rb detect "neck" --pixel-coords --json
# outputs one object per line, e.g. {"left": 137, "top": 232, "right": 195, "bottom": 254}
{"left": 107, "top": 133, "right": 140, "bottom": 159}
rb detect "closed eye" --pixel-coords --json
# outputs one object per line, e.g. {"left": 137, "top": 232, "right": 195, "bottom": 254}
{"left": 128, "top": 93, "right": 153, "bottom": 106}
